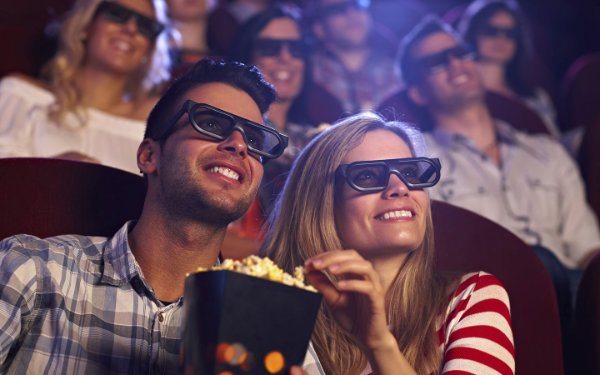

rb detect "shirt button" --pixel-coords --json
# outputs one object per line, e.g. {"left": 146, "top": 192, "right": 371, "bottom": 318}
{"left": 158, "top": 313, "right": 164, "bottom": 323}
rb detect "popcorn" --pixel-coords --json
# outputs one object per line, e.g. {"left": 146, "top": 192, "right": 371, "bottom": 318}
{"left": 183, "top": 256, "right": 322, "bottom": 374}
{"left": 194, "top": 255, "right": 317, "bottom": 292}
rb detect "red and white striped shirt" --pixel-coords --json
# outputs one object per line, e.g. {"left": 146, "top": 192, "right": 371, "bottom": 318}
{"left": 302, "top": 271, "right": 515, "bottom": 375}
{"left": 436, "top": 271, "right": 514, "bottom": 375}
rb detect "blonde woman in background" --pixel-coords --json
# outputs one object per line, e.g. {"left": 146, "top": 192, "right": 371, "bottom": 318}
{"left": 263, "top": 113, "right": 515, "bottom": 375}
{"left": 0, "top": 0, "right": 170, "bottom": 173}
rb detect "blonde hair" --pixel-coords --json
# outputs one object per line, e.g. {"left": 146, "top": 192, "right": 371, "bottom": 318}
{"left": 262, "top": 112, "right": 454, "bottom": 374}
{"left": 41, "top": 0, "right": 172, "bottom": 126}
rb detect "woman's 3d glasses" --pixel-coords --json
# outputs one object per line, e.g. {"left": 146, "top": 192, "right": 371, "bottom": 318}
{"left": 412, "top": 45, "right": 476, "bottom": 77}
{"left": 95, "top": 1, "right": 164, "bottom": 41}
{"left": 253, "top": 38, "right": 306, "bottom": 59}
{"left": 337, "top": 157, "right": 441, "bottom": 193}
{"left": 155, "top": 100, "right": 288, "bottom": 162}
{"left": 318, "top": 0, "right": 370, "bottom": 19}
{"left": 478, "top": 24, "right": 518, "bottom": 40}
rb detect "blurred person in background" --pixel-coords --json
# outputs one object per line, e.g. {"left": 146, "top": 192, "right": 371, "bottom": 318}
{"left": 223, "top": 4, "right": 317, "bottom": 259}
{"left": 0, "top": 0, "right": 171, "bottom": 174}
{"left": 399, "top": 15, "right": 600, "bottom": 333}
{"left": 458, "top": 0, "right": 561, "bottom": 137}
{"left": 167, "top": 0, "right": 217, "bottom": 69}
{"left": 308, "top": 0, "right": 401, "bottom": 115}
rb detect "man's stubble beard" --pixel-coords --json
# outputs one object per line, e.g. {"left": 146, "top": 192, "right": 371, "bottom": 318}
{"left": 160, "top": 169, "right": 258, "bottom": 228}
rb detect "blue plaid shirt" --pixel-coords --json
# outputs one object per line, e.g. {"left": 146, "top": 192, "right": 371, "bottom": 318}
{"left": 311, "top": 48, "right": 401, "bottom": 115}
{"left": 0, "top": 222, "right": 184, "bottom": 374}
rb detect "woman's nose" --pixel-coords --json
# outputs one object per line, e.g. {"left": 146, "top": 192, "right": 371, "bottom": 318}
{"left": 382, "top": 174, "right": 409, "bottom": 198}
{"left": 277, "top": 45, "right": 295, "bottom": 61}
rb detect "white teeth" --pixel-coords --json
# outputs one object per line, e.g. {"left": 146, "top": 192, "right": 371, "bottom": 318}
{"left": 273, "top": 70, "right": 291, "bottom": 81}
{"left": 209, "top": 166, "right": 240, "bottom": 181}
{"left": 378, "top": 210, "right": 413, "bottom": 220}
{"left": 451, "top": 74, "right": 468, "bottom": 85}
{"left": 113, "top": 40, "right": 132, "bottom": 52}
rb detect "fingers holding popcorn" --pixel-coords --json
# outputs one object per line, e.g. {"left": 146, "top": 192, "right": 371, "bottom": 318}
{"left": 304, "top": 250, "right": 390, "bottom": 350}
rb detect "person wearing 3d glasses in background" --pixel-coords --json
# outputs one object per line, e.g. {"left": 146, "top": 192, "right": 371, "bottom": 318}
{"left": 0, "top": 0, "right": 172, "bottom": 174}
{"left": 457, "top": 0, "right": 561, "bottom": 140}
{"left": 0, "top": 58, "right": 311, "bottom": 375}
{"left": 262, "top": 112, "right": 515, "bottom": 375}
{"left": 307, "top": 0, "right": 401, "bottom": 115}
{"left": 222, "top": 4, "right": 319, "bottom": 260}
{"left": 397, "top": 15, "right": 600, "bottom": 335}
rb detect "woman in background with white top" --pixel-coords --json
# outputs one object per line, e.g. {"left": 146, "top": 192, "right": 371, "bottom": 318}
{"left": 0, "top": 0, "right": 170, "bottom": 174}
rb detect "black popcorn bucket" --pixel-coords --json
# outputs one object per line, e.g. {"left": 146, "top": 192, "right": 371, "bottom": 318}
{"left": 182, "top": 270, "right": 322, "bottom": 374}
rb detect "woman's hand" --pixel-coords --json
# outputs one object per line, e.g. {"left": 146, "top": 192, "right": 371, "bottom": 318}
{"left": 53, "top": 151, "right": 100, "bottom": 164}
{"left": 304, "top": 250, "right": 392, "bottom": 351}
{"left": 304, "top": 250, "right": 417, "bottom": 375}
{"left": 289, "top": 366, "right": 308, "bottom": 375}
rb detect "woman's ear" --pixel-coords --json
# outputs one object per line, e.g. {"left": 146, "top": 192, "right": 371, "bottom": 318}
{"left": 137, "top": 139, "right": 159, "bottom": 175}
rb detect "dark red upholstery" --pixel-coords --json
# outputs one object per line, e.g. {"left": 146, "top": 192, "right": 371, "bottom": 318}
{"left": 0, "top": 0, "right": 73, "bottom": 77}
{"left": 0, "top": 158, "right": 145, "bottom": 239}
{"left": 377, "top": 89, "right": 434, "bottom": 131}
{"left": 378, "top": 89, "right": 551, "bottom": 135}
{"left": 561, "top": 53, "right": 600, "bottom": 132}
{"left": 485, "top": 91, "right": 551, "bottom": 135}
{"left": 431, "top": 200, "right": 564, "bottom": 375}
{"left": 570, "top": 253, "right": 600, "bottom": 374}
{"left": 304, "top": 82, "right": 346, "bottom": 126}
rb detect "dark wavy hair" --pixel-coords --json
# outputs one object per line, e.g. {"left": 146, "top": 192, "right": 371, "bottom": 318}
{"left": 144, "top": 57, "right": 276, "bottom": 141}
{"left": 229, "top": 4, "right": 312, "bottom": 125}
{"left": 458, "top": 0, "right": 535, "bottom": 97}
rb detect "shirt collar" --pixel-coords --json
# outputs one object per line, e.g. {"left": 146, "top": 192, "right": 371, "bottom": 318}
{"left": 494, "top": 120, "right": 520, "bottom": 145}
{"left": 98, "top": 222, "right": 223, "bottom": 294}
{"left": 99, "top": 221, "right": 142, "bottom": 286}
{"left": 430, "top": 119, "right": 520, "bottom": 148}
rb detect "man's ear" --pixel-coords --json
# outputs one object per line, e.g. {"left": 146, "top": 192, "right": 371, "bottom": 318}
{"left": 137, "top": 139, "right": 159, "bottom": 175}
{"left": 407, "top": 84, "right": 429, "bottom": 107}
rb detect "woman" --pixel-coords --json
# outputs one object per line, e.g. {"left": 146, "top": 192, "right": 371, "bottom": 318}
{"left": 222, "top": 4, "right": 316, "bottom": 259}
{"left": 458, "top": 0, "right": 560, "bottom": 137}
{"left": 0, "top": 0, "right": 171, "bottom": 173}
{"left": 262, "top": 113, "right": 515, "bottom": 374}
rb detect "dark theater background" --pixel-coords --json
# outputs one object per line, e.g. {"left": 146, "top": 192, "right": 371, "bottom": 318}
{"left": 2, "top": 0, "right": 598, "bottom": 85}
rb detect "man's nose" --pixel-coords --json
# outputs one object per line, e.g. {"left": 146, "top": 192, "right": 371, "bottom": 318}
{"left": 217, "top": 128, "right": 249, "bottom": 158}
{"left": 122, "top": 16, "right": 139, "bottom": 35}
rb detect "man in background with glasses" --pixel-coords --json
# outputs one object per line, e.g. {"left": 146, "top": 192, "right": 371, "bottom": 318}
{"left": 307, "top": 0, "right": 401, "bottom": 115}
{"left": 398, "top": 15, "right": 600, "bottom": 336}
{"left": 0, "top": 58, "right": 310, "bottom": 374}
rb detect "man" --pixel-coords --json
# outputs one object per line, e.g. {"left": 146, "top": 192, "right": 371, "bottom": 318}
{"left": 397, "top": 16, "right": 600, "bottom": 325}
{"left": 0, "top": 59, "right": 308, "bottom": 374}
{"left": 308, "top": 0, "right": 401, "bottom": 115}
